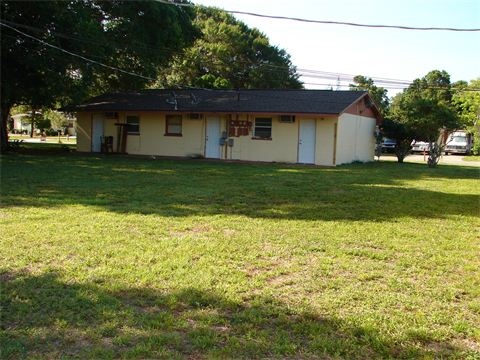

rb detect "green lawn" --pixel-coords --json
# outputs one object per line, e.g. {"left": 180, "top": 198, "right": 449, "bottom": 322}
{"left": 8, "top": 134, "right": 77, "bottom": 144}
{"left": 1, "top": 153, "right": 479, "bottom": 359}
{"left": 463, "top": 155, "right": 480, "bottom": 162}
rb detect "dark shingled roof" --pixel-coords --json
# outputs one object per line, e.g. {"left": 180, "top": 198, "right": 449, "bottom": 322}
{"left": 72, "top": 89, "right": 369, "bottom": 115}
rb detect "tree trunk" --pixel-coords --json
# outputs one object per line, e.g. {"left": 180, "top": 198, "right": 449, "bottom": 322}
{"left": 427, "top": 141, "right": 441, "bottom": 168}
{"left": 30, "top": 111, "right": 34, "bottom": 138}
{"left": 395, "top": 148, "right": 405, "bottom": 163}
{"left": 0, "top": 104, "right": 11, "bottom": 154}
{"left": 395, "top": 142, "right": 411, "bottom": 163}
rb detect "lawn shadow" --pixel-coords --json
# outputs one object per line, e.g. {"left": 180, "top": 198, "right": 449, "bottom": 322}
{"left": 2, "top": 154, "right": 479, "bottom": 222}
{"left": 1, "top": 270, "right": 470, "bottom": 359}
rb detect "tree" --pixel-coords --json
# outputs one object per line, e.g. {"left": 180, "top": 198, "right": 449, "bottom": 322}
{"left": 385, "top": 70, "right": 458, "bottom": 166}
{"left": 453, "top": 79, "right": 480, "bottom": 154}
{"left": 157, "top": 7, "right": 302, "bottom": 89}
{"left": 0, "top": 0, "right": 196, "bottom": 152}
{"left": 349, "top": 75, "right": 389, "bottom": 116}
{"left": 44, "top": 110, "right": 69, "bottom": 131}
{"left": 381, "top": 117, "right": 414, "bottom": 164}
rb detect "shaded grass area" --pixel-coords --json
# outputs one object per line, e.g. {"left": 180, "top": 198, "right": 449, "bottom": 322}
{"left": 7, "top": 141, "right": 76, "bottom": 155}
{"left": 1, "top": 153, "right": 479, "bottom": 358}
{"left": 1, "top": 154, "right": 478, "bottom": 221}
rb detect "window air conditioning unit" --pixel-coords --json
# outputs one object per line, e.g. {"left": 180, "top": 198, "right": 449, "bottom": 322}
{"left": 280, "top": 115, "right": 295, "bottom": 123}
{"left": 104, "top": 112, "right": 119, "bottom": 119}
{"left": 189, "top": 113, "right": 203, "bottom": 120}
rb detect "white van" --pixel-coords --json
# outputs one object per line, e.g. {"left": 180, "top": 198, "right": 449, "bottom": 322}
{"left": 444, "top": 130, "right": 472, "bottom": 155}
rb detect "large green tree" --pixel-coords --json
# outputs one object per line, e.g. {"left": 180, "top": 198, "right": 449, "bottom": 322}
{"left": 0, "top": 0, "right": 196, "bottom": 152}
{"left": 349, "top": 75, "right": 389, "bottom": 116}
{"left": 386, "top": 70, "right": 458, "bottom": 166}
{"left": 453, "top": 79, "right": 480, "bottom": 154}
{"left": 157, "top": 6, "right": 302, "bottom": 89}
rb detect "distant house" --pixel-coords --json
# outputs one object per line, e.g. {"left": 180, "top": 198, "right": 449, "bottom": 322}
{"left": 11, "top": 113, "right": 33, "bottom": 134}
{"left": 10, "top": 111, "right": 77, "bottom": 136}
{"left": 73, "top": 89, "right": 381, "bottom": 166}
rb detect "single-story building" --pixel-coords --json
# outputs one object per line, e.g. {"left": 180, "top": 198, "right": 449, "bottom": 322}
{"left": 73, "top": 89, "right": 381, "bottom": 166}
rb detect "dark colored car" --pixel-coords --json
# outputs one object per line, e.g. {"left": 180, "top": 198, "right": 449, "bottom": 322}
{"left": 381, "top": 138, "right": 396, "bottom": 153}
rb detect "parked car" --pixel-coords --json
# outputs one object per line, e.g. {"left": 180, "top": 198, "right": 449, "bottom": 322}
{"left": 411, "top": 141, "right": 430, "bottom": 153}
{"left": 381, "top": 138, "right": 396, "bottom": 153}
{"left": 444, "top": 130, "right": 472, "bottom": 155}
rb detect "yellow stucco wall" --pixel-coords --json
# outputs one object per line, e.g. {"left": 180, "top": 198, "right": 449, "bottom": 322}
{"left": 75, "top": 111, "right": 374, "bottom": 166}
{"left": 336, "top": 113, "right": 376, "bottom": 164}
{"left": 315, "top": 117, "right": 337, "bottom": 166}
{"left": 230, "top": 115, "right": 298, "bottom": 163}
{"left": 121, "top": 112, "right": 204, "bottom": 156}
{"left": 103, "top": 118, "right": 118, "bottom": 152}
{"left": 76, "top": 113, "right": 91, "bottom": 152}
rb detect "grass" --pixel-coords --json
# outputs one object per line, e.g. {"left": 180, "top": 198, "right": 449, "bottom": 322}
{"left": 463, "top": 155, "right": 480, "bottom": 162}
{"left": 8, "top": 134, "right": 76, "bottom": 142}
{"left": 1, "top": 152, "right": 479, "bottom": 359}
{"left": 6, "top": 141, "right": 76, "bottom": 154}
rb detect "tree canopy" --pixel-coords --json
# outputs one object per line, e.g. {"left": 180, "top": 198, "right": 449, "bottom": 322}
{"left": 156, "top": 7, "right": 302, "bottom": 89}
{"left": 453, "top": 79, "right": 480, "bottom": 154}
{"left": 349, "top": 75, "right": 389, "bottom": 116}
{"left": 0, "top": 0, "right": 196, "bottom": 152}
{"left": 390, "top": 70, "right": 457, "bottom": 142}
{"left": 385, "top": 70, "right": 459, "bottom": 165}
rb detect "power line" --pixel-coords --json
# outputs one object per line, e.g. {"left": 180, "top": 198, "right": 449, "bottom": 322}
{"left": 0, "top": 22, "right": 155, "bottom": 81}
{"left": 155, "top": 0, "right": 480, "bottom": 32}
{"left": 3, "top": 20, "right": 478, "bottom": 97}
{"left": 1, "top": 16, "right": 457, "bottom": 91}
{"left": 1, "top": 19, "right": 188, "bottom": 58}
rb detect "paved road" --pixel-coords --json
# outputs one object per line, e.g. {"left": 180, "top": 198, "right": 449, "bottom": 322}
{"left": 379, "top": 153, "right": 480, "bottom": 167}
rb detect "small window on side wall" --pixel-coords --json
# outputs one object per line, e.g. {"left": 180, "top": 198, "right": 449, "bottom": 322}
{"left": 165, "top": 115, "right": 182, "bottom": 136}
{"left": 253, "top": 118, "right": 272, "bottom": 139}
{"left": 126, "top": 115, "right": 140, "bottom": 135}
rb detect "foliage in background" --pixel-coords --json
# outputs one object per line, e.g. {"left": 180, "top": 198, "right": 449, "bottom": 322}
{"left": 386, "top": 70, "right": 459, "bottom": 166}
{"left": 10, "top": 106, "right": 74, "bottom": 136}
{"left": 43, "top": 110, "right": 69, "bottom": 130}
{"left": 349, "top": 75, "right": 389, "bottom": 116}
{"left": 0, "top": 0, "right": 197, "bottom": 152}
{"left": 157, "top": 6, "right": 302, "bottom": 89}
{"left": 453, "top": 79, "right": 480, "bottom": 155}
{"left": 391, "top": 70, "right": 458, "bottom": 142}
{"left": 380, "top": 117, "right": 413, "bottom": 163}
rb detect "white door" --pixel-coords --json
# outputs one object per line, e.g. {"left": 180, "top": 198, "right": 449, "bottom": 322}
{"left": 298, "top": 119, "right": 316, "bottom": 164}
{"left": 205, "top": 117, "right": 221, "bottom": 158}
{"left": 92, "top": 115, "right": 104, "bottom": 152}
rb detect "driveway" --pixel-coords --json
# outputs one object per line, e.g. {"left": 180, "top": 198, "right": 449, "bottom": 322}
{"left": 379, "top": 154, "right": 480, "bottom": 167}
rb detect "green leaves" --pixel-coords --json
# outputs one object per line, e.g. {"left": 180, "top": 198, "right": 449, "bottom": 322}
{"left": 1, "top": 0, "right": 196, "bottom": 107}
{"left": 158, "top": 7, "right": 302, "bottom": 89}
{"left": 383, "top": 70, "right": 460, "bottom": 164}
{"left": 1, "top": 0, "right": 197, "bottom": 151}
{"left": 349, "top": 75, "right": 389, "bottom": 116}
{"left": 453, "top": 79, "right": 480, "bottom": 154}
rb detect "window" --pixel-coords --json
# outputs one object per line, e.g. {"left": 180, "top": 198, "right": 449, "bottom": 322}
{"left": 165, "top": 115, "right": 182, "bottom": 136}
{"left": 126, "top": 115, "right": 140, "bottom": 134}
{"left": 253, "top": 118, "right": 272, "bottom": 139}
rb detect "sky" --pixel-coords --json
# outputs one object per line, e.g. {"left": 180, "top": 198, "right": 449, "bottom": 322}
{"left": 192, "top": 0, "right": 480, "bottom": 96}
